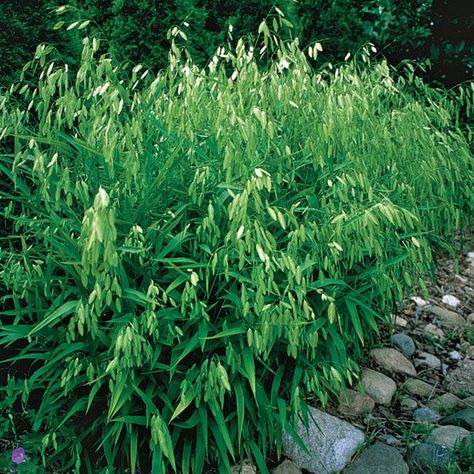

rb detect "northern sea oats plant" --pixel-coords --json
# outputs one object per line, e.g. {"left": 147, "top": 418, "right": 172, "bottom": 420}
{"left": 0, "top": 16, "right": 473, "bottom": 473}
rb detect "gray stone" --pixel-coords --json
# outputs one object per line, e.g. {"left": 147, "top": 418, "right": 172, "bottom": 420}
{"left": 449, "top": 350, "right": 462, "bottom": 361}
{"left": 413, "top": 407, "right": 441, "bottom": 423}
{"left": 467, "top": 313, "right": 474, "bottom": 326}
{"left": 282, "top": 407, "right": 364, "bottom": 473}
{"left": 338, "top": 389, "right": 375, "bottom": 416}
{"left": 460, "top": 395, "right": 474, "bottom": 407}
{"left": 361, "top": 369, "right": 397, "bottom": 405}
{"left": 441, "top": 294, "right": 461, "bottom": 308}
{"left": 404, "top": 379, "right": 435, "bottom": 398}
{"left": 370, "top": 348, "right": 416, "bottom": 376}
{"left": 400, "top": 397, "right": 418, "bottom": 412}
{"left": 385, "top": 435, "right": 400, "bottom": 446}
{"left": 423, "top": 323, "right": 444, "bottom": 339}
{"left": 346, "top": 442, "right": 409, "bottom": 474}
{"left": 428, "top": 425, "right": 471, "bottom": 449}
{"left": 408, "top": 442, "right": 456, "bottom": 472}
{"left": 231, "top": 460, "right": 256, "bottom": 474}
{"left": 467, "top": 346, "right": 474, "bottom": 359}
{"left": 446, "top": 360, "right": 474, "bottom": 396}
{"left": 427, "top": 393, "right": 462, "bottom": 414}
{"left": 272, "top": 460, "right": 302, "bottom": 474}
{"left": 430, "top": 305, "right": 465, "bottom": 329}
{"left": 441, "top": 407, "right": 474, "bottom": 431}
{"left": 390, "top": 333, "right": 416, "bottom": 357}
{"left": 414, "top": 351, "right": 441, "bottom": 369}
{"left": 394, "top": 316, "right": 408, "bottom": 328}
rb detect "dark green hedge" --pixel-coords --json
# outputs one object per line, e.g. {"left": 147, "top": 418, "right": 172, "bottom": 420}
{"left": 0, "top": 0, "right": 82, "bottom": 88}
{"left": 1, "top": 0, "right": 472, "bottom": 87}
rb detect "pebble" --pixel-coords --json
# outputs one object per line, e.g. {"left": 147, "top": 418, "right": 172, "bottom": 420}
{"left": 338, "top": 389, "right": 375, "bottom": 416}
{"left": 441, "top": 294, "right": 461, "bottom": 307}
{"left": 449, "top": 350, "right": 462, "bottom": 361}
{"left": 231, "top": 460, "right": 256, "bottom": 474}
{"left": 441, "top": 407, "right": 474, "bottom": 431}
{"left": 413, "top": 406, "right": 441, "bottom": 423}
{"left": 361, "top": 369, "right": 397, "bottom": 405}
{"left": 272, "top": 460, "right": 301, "bottom": 474}
{"left": 390, "top": 333, "right": 416, "bottom": 357}
{"left": 467, "top": 313, "right": 474, "bottom": 326}
{"left": 404, "top": 379, "right": 435, "bottom": 398}
{"left": 400, "top": 397, "right": 418, "bottom": 412}
{"left": 428, "top": 425, "right": 471, "bottom": 449}
{"left": 407, "top": 442, "right": 455, "bottom": 471}
{"left": 370, "top": 348, "right": 417, "bottom": 376}
{"left": 414, "top": 351, "right": 441, "bottom": 369}
{"left": 467, "top": 346, "right": 474, "bottom": 359}
{"left": 423, "top": 323, "right": 444, "bottom": 339}
{"left": 411, "top": 296, "right": 428, "bottom": 307}
{"left": 460, "top": 395, "right": 474, "bottom": 407}
{"left": 427, "top": 393, "right": 461, "bottom": 414}
{"left": 395, "top": 316, "right": 408, "bottom": 328}
{"left": 346, "top": 442, "right": 409, "bottom": 474}
{"left": 446, "top": 360, "right": 474, "bottom": 396}
{"left": 429, "top": 305, "right": 466, "bottom": 328}
{"left": 385, "top": 435, "right": 400, "bottom": 446}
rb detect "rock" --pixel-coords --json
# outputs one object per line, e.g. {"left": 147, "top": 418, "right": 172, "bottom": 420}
{"left": 467, "top": 346, "right": 474, "bottom": 359}
{"left": 467, "top": 313, "right": 474, "bottom": 326}
{"left": 395, "top": 316, "right": 408, "bottom": 328}
{"left": 441, "top": 363, "right": 449, "bottom": 376}
{"left": 272, "top": 460, "right": 302, "bottom": 474}
{"left": 441, "top": 295, "right": 461, "bottom": 308}
{"left": 361, "top": 369, "right": 397, "bottom": 405}
{"left": 411, "top": 296, "right": 428, "bottom": 307}
{"left": 338, "top": 389, "right": 375, "bottom": 416}
{"left": 427, "top": 393, "right": 461, "bottom": 414}
{"left": 446, "top": 360, "right": 474, "bottom": 396}
{"left": 230, "top": 459, "right": 257, "bottom": 474}
{"left": 467, "top": 251, "right": 474, "bottom": 264}
{"left": 460, "top": 395, "right": 474, "bottom": 407}
{"left": 231, "top": 460, "right": 257, "bottom": 474}
{"left": 407, "top": 442, "right": 456, "bottom": 472}
{"left": 428, "top": 425, "right": 471, "bottom": 449}
{"left": 370, "top": 348, "right": 416, "bottom": 376}
{"left": 390, "top": 333, "right": 416, "bottom": 357}
{"left": 404, "top": 379, "right": 435, "bottom": 398}
{"left": 385, "top": 435, "right": 400, "bottom": 446}
{"left": 345, "top": 442, "right": 409, "bottom": 474}
{"left": 441, "top": 407, "right": 474, "bottom": 431}
{"left": 414, "top": 351, "right": 441, "bottom": 369}
{"left": 449, "top": 350, "right": 462, "bottom": 361}
{"left": 413, "top": 407, "right": 441, "bottom": 423}
{"left": 400, "top": 397, "right": 418, "bottom": 412}
{"left": 282, "top": 407, "right": 364, "bottom": 473}
{"left": 430, "top": 305, "right": 465, "bottom": 329}
{"left": 423, "top": 324, "right": 444, "bottom": 340}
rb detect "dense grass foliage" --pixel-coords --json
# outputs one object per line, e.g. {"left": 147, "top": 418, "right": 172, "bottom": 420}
{"left": 0, "top": 23, "right": 473, "bottom": 473}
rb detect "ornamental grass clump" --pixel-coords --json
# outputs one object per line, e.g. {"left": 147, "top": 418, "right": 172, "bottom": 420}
{"left": 0, "top": 17, "right": 473, "bottom": 473}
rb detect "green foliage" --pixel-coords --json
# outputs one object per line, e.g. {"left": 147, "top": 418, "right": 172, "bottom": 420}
{"left": 0, "top": 22, "right": 473, "bottom": 473}
{"left": 0, "top": 0, "right": 81, "bottom": 89}
{"left": 67, "top": 0, "right": 214, "bottom": 69}
{"left": 1, "top": 0, "right": 472, "bottom": 90}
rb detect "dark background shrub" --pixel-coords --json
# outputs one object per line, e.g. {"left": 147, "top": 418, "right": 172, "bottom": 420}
{"left": 1, "top": 1, "right": 472, "bottom": 89}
